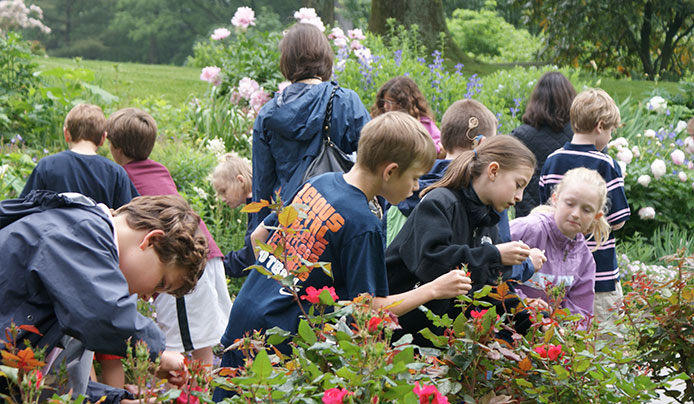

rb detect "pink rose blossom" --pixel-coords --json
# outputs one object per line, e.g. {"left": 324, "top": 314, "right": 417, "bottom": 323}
{"left": 671, "top": 149, "right": 685, "bottom": 165}
{"left": 211, "top": 27, "right": 231, "bottom": 40}
{"left": 200, "top": 66, "right": 222, "bottom": 86}
{"left": 347, "top": 28, "right": 366, "bottom": 40}
{"left": 294, "top": 7, "right": 318, "bottom": 20}
{"left": 237, "top": 77, "right": 260, "bottom": 99}
{"left": 231, "top": 6, "right": 255, "bottom": 29}
{"left": 322, "top": 388, "right": 352, "bottom": 404}
{"left": 328, "top": 27, "right": 345, "bottom": 40}
{"left": 249, "top": 88, "right": 271, "bottom": 112}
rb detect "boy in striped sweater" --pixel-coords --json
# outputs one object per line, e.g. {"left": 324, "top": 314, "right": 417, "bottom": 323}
{"left": 539, "top": 88, "right": 629, "bottom": 337}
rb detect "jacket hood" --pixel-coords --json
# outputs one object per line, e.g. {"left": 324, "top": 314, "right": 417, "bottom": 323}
{"left": 0, "top": 190, "right": 107, "bottom": 230}
{"left": 264, "top": 81, "right": 337, "bottom": 142}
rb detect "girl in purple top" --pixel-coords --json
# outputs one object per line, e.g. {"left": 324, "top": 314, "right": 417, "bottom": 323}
{"left": 371, "top": 76, "right": 443, "bottom": 157}
{"left": 510, "top": 167, "right": 611, "bottom": 324}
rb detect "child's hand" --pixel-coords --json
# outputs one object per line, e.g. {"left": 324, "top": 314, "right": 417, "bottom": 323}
{"left": 525, "top": 297, "right": 549, "bottom": 311}
{"left": 430, "top": 269, "right": 472, "bottom": 299}
{"left": 529, "top": 248, "right": 547, "bottom": 271}
{"left": 156, "top": 351, "right": 187, "bottom": 387}
{"left": 496, "top": 241, "right": 531, "bottom": 265}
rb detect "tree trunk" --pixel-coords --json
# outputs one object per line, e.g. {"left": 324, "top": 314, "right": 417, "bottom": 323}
{"left": 637, "top": 1, "right": 655, "bottom": 78}
{"left": 303, "top": 0, "right": 335, "bottom": 26}
{"left": 368, "top": 0, "right": 471, "bottom": 64}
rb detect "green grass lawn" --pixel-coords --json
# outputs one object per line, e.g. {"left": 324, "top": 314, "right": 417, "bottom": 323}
{"left": 34, "top": 57, "right": 208, "bottom": 107}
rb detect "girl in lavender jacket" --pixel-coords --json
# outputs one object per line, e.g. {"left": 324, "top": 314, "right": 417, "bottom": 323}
{"left": 510, "top": 167, "right": 611, "bottom": 323}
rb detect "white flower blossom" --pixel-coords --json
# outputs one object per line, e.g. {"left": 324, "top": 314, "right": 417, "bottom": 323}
{"left": 206, "top": 137, "right": 226, "bottom": 157}
{"left": 616, "top": 148, "right": 633, "bottom": 164}
{"left": 651, "top": 159, "right": 666, "bottom": 179}
{"left": 638, "top": 206, "right": 656, "bottom": 220}
{"left": 637, "top": 174, "right": 651, "bottom": 187}
{"left": 647, "top": 96, "right": 667, "bottom": 114}
{"left": 675, "top": 120, "right": 688, "bottom": 134}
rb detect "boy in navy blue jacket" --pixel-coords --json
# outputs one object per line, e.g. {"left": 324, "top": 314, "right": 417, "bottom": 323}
{"left": 0, "top": 192, "right": 208, "bottom": 401}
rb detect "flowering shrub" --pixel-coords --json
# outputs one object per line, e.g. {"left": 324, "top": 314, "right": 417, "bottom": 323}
{"left": 0, "top": 0, "right": 50, "bottom": 35}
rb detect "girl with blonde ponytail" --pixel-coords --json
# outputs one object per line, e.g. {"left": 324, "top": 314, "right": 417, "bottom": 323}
{"left": 510, "top": 167, "right": 610, "bottom": 325}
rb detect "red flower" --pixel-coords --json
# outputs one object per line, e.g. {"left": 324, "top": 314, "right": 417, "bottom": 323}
{"left": 322, "top": 387, "right": 352, "bottom": 404}
{"left": 176, "top": 386, "right": 202, "bottom": 404}
{"left": 535, "top": 344, "right": 564, "bottom": 361}
{"left": 470, "top": 309, "right": 488, "bottom": 319}
{"left": 367, "top": 317, "right": 383, "bottom": 333}
{"left": 34, "top": 370, "right": 43, "bottom": 389}
{"left": 301, "top": 286, "right": 338, "bottom": 304}
{"left": 413, "top": 381, "right": 449, "bottom": 404}
{"left": 534, "top": 345, "right": 548, "bottom": 358}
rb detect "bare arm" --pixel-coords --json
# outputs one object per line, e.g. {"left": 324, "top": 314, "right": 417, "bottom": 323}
{"left": 250, "top": 223, "right": 270, "bottom": 259}
{"left": 611, "top": 221, "right": 625, "bottom": 231}
{"left": 373, "top": 270, "right": 472, "bottom": 316}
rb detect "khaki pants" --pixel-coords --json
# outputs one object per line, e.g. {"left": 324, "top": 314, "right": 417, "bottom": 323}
{"left": 594, "top": 281, "right": 625, "bottom": 339}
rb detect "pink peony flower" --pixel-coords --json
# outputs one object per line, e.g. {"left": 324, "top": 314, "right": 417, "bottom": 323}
{"left": 237, "top": 77, "right": 260, "bottom": 99}
{"left": 638, "top": 207, "right": 655, "bottom": 220}
{"left": 229, "top": 90, "right": 242, "bottom": 104}
{"left": 328, "top": 27, "right": 346, "bottom": 40}
{"left": 333, "top": 37, "right": 348, "bottom": 48}
{"left": 322, "top": 387, "right": 352, "bottom": 404}
{"left": 231, "top": 6, "right": 255, "bottom": 29}
{"left": 689, "top": 161, "right": 694, "bottom": 170}
{"left": 249, "top": 88, "right": 271, "bottom": 112}
{"left": 679, "top": 172, "right": 688, "bottom": 182}
{"left": 616, "top": 148, "right": 633, "bottom": 164}
{"left": 651, "top": 159, "right": 666, "bottom": 179}
{"left": 301, "top": 286, "right": 338, "bottom": 304}
{"left": 350, "top": 39, "right": 363, "bottom": 50}
{"left": 294, "top": 7, "right": 318, "bottom": 20}
{"left": 200, "top": 66, "right": 222, "bottom": 86}
{"left": 632, "top": 145, "right": 640, "bottom": 158}
{"left": 277, "top": 81, "right": 291, "bottom": 93}
{"left": 353, "top": 47, "right": 372, "bottom": 65}
{"left": 347, "top": 28, "right": 366, "bottom": 40}
{"left": 413, "top": 382, "right": 449, "bottom": 404}
{"left": 685, "top": 137, "right": 694, "bottom": 154}
{"left": 671, "top": 149, "right": 685, "bottom": 165}
{"left": 300, "top": 17, "right": 325, "bottom": 32}
{"left": 211, "top": 27, "right": 231, "bottom": 40}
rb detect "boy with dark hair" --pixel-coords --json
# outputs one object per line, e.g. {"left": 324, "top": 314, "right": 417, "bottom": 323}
{"left": 107, "top": 108, "right": 231, "bottom": 367}
{"left": 0, "top": 192, "right": 208, "bottom": 401}
{"left": 20, "top": 103, "right": 138, "bottom": 208}
{"left": 539, "top": 88, "right": 629, "bottom": 336}
{"left": 213, "top": 112, "right": 473, "bottom": 401}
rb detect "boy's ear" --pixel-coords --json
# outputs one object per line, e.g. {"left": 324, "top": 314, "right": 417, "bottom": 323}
{"left": 382, "top": 162, "right": 399, "bottom": 181}
{"left": 138, "top": 229, "right": 165, "bottom": 250}
{"left": 63, "top": 127, "right": 71, "bottom": 143}
{"left": 97, "top": 131, "right": 107, "bottom": 147}
{"left": 487, "top": 161, "right": 500, "bottom": 181}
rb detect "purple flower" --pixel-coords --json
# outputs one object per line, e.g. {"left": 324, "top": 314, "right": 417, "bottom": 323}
{"left": 454, "top": 63, "right": 464, "bottom": 76}
{"left": 393, "top": 49, "right": 402, "bottom": 67}
{"left": 417, "top": 57, "right": 426, "bottom": 64}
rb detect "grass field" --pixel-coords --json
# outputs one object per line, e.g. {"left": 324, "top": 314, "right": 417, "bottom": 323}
{"left": 34, "top": 56, "right": 683, "bottom": 110}
{"left": 34, "top": 57, "right": 208, "bottom": 106}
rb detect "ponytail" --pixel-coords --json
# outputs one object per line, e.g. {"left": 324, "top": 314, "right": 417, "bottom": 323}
{"left": 421, "top": 135, "right": 536, "bottom": 197}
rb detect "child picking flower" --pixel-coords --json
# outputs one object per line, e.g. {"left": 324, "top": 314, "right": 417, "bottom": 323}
{"left": 510, "top": 167, "right": 611, "bottom": 324}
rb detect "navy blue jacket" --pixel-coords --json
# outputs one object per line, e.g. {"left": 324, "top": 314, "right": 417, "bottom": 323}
{"left": 250, "top": 81, "right": 370, "bottom": 230}
{"left": 0, "top": 191, "right": 165, "bottom": 360}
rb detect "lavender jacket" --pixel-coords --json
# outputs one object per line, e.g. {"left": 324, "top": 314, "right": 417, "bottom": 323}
{"left": 509, "top": 211, "right": 595, "bottom": 321}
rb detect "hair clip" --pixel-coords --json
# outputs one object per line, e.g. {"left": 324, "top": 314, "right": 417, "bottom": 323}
{"left": 465, "top": 117, "right": 480, "bottom": 141}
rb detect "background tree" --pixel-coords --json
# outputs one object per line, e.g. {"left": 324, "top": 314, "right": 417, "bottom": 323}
{"left": 368, "top": 0, "right": 472, "bottom": 64}
{"left": 526, "top": 0, "right": 694, "bottom": 79}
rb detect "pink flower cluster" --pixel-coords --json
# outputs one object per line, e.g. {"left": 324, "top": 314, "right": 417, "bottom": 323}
{"left": 413, "top": 381, "right": 449, "bottom": 404}
{"left": 231, "top": 6, "right": 255, "bottom": 29}
{"left": 300, "top": 285, "right": 338, "bottom": 304}
{"left": 322, "top": 387, "right": 352, "bottom": 404}
{"left": 229, "top": 77, "right": 271, "bottom": 114}
{"left": 327, "top": 25, "right": 372, "bottom": 65}
{"left": 210, "top": 27, "right": 231, "bottom": 40}
{"left": 294, "top": 7, "right": 325, "bottom": 32}
{"left": 200, "top": 66, "right": 222, "bottom": 86}
{"left": 534, "top": 344, "right": 564, "bottom": 361}
{"left": 0, "top": 0, "right": 51, "bottom": 34}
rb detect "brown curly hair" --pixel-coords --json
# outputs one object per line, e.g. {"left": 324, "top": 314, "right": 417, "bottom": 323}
{"left": 371, "top": 76, "right": 434, "bottom": 120}
{"left": 114, "top": 195, "right": 208, "bottom": 297}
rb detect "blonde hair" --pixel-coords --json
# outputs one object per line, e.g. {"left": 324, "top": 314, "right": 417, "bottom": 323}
{"left": 357, "top": 111, "right": 436, "bottom": 175}
{"left": 421, "top": 135, "right": 535, "bottom": 197}
{"left": 211, "top": 153, "right": 252, "bottom": 196}
{"left": 534, "top": 167, "right": 610, "bottom": 250}
{"left": 64, "top": 104, "right": 106, "bottom": 145}
{"left": 570, "top": 88, "right": 620, "bottom": 134}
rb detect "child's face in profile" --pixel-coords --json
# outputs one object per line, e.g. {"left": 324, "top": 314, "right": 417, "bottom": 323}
{"left": 485, "top": 165, "right": 533, "bottom": 213}
{"left": 552, "top": 184, "right": 602, "bottom": 239}
{"left": 119, "top": 229, "right": 185, "bottom": 297}
{"left": 382, "top": 163, "right": 429, "bottom": 205}
{"left": 215, "top": 181, "right": 247, "bottom": 209}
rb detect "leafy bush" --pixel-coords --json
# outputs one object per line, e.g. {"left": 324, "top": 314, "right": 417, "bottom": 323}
{"left": 447, "top": 8, "right": 543, "bottom": 63}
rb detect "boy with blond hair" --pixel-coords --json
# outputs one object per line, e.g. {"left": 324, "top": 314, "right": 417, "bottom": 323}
{"left": 20, "top": 103, "right": 138, "bottom": 208}
{"left": 107, "top": 108, "right": 231, "bottom": 367}
{"left": 539, "top": 88, "right": 630, "bottom": 335}
{"left": 214, "top": 111, "right": 473, "bottom": 401}
{"left": 0, "top": 192, "right": 207, "bottom": 400}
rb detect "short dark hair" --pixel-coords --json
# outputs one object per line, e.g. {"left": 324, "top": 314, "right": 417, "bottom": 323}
{"left": 522, "top": 72, "right": 576, "bottom": 132}
{"left": 280, "top": 23, "right": 333, "bottom": 82}
{"left": 106, "top": 108, "right": 157, "bottom": 161}
{"left": 440, "top": 99, "right": 497, "bottom": 153}
{"left": 64, "top": 104, "right": 106, "bottom": 145}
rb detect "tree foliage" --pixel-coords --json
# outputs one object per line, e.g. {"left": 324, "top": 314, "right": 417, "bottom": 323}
{"left": 526, "top": 0, "right": 694, "bottom": 79}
